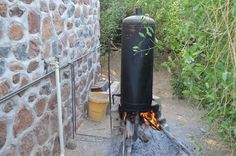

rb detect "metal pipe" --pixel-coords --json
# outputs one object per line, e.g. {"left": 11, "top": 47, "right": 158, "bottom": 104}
{"left": 0, "top": 70, "right": 55, "bottom": 104}
{"left": 70, "top": 62, "right": 75, "bottom": 139}
{"left": 112, "top": 94, "right": 121, "bottom": 105}
{"left": 108, "top": 40, "right": 112, "bottom": 133}
{"left": 73, "top": 67, "right": 77, "bottom": 131}
{"left": 55, "top": 62, "right": 65, "bottom": 156}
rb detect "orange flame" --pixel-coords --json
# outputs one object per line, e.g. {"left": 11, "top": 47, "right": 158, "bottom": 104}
{"left": 140, "top": 111, "right": 161, "bottom": 130}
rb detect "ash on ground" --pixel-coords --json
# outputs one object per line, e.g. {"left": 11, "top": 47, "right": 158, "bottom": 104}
{"left": 108, "top": 127, "right": 187, "bottom": 156}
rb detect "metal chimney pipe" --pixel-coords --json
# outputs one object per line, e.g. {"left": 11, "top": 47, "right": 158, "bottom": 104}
{"left": 136, "top": 8, "right": 142, "bottom": 15}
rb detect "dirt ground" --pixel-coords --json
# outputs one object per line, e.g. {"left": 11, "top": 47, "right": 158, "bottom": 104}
{"left": 100, "top": 50, "right": 233, "bottom": 156}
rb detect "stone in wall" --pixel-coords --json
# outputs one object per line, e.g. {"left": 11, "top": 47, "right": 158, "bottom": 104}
{"left": 49, "top": 0, "right": 56, "bottom": 11}
{"left": 40, "top": 0, "right": 48, "bottom": 13}
{"left": 34, "top": 98, "right": 46, "bottom": 117}
{"left": 82, "top": 64, "right": 88, "bottom": 73}
{"left": 20, "top": 0, "right": 33, "bottom": 4}
{"left": 89, "top": 7, "right": 93, "bottom": 15}
{"left": 82, "top": 5, "right": 88, "bottom": 18}
{"left": 28, "top": 38, "right": 40, "bottom": 59}
{"left": 28, "top": 94, "right": 37, "bottom": 103}
{"left": 0, "top": 1, "right": 7, "bottom": 17}
{"left": 88, "top": 57, "right": 93, "bottom": 70}
{"left": 0, "top": 47, "right": 10, "bottom": 58}
{"left": 67, "top": 4, "right": 75, "bottom": 18}
{"left": 12, "top": 73, "right": 20, "bottom": 84}
{"left": 51, "top": 40, "right": 58, "bottom": 56}
{"left": 62, "top": 83, "right": 70, "bottom": 102}
{"left": 68, "top": 33, "right": 77, "bottom": 48}
{"left": 48, "top": 93, "right": 57, "bottom": 110}
{"left": 33, "top": 114, "right": 49, "bottom": 145}
{"left": 75, "top": 6, "right": 81, "bottom": 18}
{"left": 52, "top": 136, "right": 60, "bottom": 155}
{"left": 0, "top": 119, "right": 7, "bottom": 149}
{"left": 58, "top": 41, "right": 63, "bottom": 53}
{"left": 0, "top": 26, "right": 3, "bottom": 41}
{"left": 0, "top": 60, "right": 5, "bottom": 76}
{"left": 62, "top": 49, "right": 68, "bottom": 58}
{"left": 13, "top": 106, "right": 34, "bottom": 137}
{"left": 20, "top": 75, "right": 29, "bottom": 87}
{"left": 27, "top": 60, "right": 39, "bottom": 73}
{"left": 64, "top": 120, "right": 72, "bottom": 141}
{"left": 0, "top": 46, "right": 11, "bottom": 58}
{"left": 59, "top": 32, "right": 68, "bottom": 47}
{"left": 19, "top": 131, "right": 34, "bottom": 156}
{"left": 67, "top": 21, "right": 73, "bottom": 30}
{"left": 39, "top": 83, "right": 51, "bottom": 95}
{"left": 49, "top": 111, "right": 58, "bottom": 134}
{"left": 28, "top": 10, "right": 40, "bottom": 34}
{"left": 8, "top": 22, "right": 24, "bottom": 41}
{"left": 0, "top": 80, "right": 10, "bottom": 97}
{"left": 41, "top": 16, "right": 53, "bottom": 41}
{"left": 58, "top": 4, "right": 66, "bottom": 15}
{"left": 53, "top": 12, "right": 64, "bottom": 35}
{"left": 50, "top": 74, "right": 56, "bottom": 87}
{"left": 12, "top": 43, "right": 28, "bottom": 61}
{"left": 2, "top": 100, "right": 15, "bottom": 113}
{"left": 62, "top": 70, "right": 70, "bottom": 79}
{"left": 9, "top": 61, "right": 24, "bottom": 72}
{"left": 43, "top": 41, "right": 51, "bottom": 59}
{"left": 9, "top": 5, "right": 25, "bottom": 17}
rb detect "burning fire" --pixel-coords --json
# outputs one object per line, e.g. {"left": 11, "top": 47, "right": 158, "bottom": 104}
{"left": 140, "top": 111, "right": 161, "bottom": 130}
{"left": 122, "top": 111, "right": 161, "bottom": 130}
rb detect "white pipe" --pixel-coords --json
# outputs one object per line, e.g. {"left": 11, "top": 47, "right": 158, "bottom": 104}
{"left": 55, "top": 62, "right": 65, "bottom": 156}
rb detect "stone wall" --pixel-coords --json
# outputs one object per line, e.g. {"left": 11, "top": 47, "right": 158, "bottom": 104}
{"left": 0, "top": 0, "right": 100, "bottom": 155}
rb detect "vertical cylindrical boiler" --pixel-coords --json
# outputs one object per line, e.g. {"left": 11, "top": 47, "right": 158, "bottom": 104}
{"left": 120, "top": 8, "right": 155, "bottom": 112}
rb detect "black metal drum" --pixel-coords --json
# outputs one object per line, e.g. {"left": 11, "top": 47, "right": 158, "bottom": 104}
{"left": 120, "top": 8, "right": 155, "bottom": 112}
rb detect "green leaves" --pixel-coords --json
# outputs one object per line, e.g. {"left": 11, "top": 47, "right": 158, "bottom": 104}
{"left": 100, "top": 0, "right": 129, "bottom": 54}
{"left": 233, "top": 128, "right": 236, "bottom": 136}
{"left": 132, "top": 46, "right": 140, "bottom": 53}
{"left": 138, "top": 32, "right": 145, "bottom": 38}
{"left": 222, "top": 71, "right": 228, "bottom": 82}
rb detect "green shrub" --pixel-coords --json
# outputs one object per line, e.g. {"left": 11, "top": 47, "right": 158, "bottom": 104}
{"left": 100, "top": 0, "right": 127, "bottom": 54}
{"left": 164, "top": 1, "right": 236, "bottom": 148}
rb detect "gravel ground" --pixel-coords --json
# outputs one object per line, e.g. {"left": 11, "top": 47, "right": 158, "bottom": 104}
{"left": 107, "top": 127, "right": 187, "bottom": 156}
